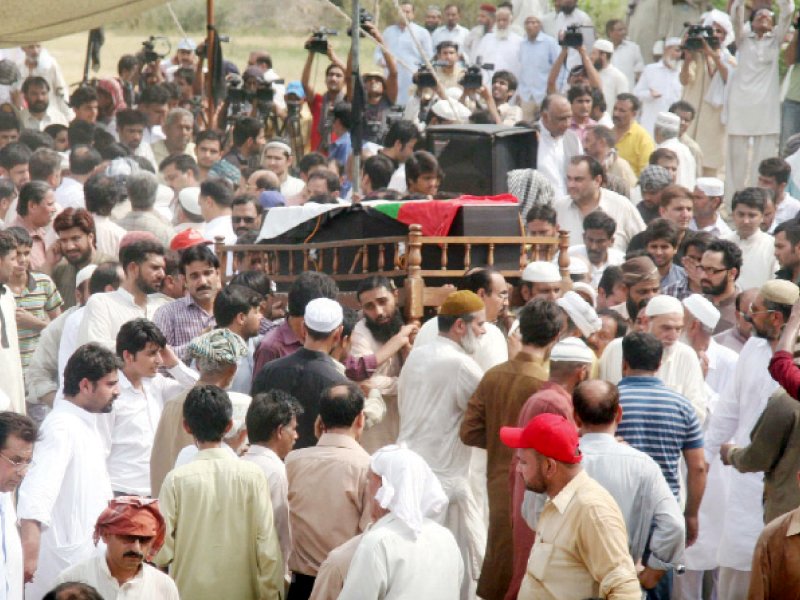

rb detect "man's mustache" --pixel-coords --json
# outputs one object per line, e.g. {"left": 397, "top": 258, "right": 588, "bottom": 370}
{"left": 124, "top": 551, "right": 144, "bottom": 560}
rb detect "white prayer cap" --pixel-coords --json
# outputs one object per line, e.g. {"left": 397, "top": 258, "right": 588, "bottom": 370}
{"left": 550, "top": 337, "right": 595, "bottom": 363}
{"left": 652, "top": 40, "right": 665, "bottom": 56}
{"left": 75, "top": 264, "right": 96, "bottom": 288}
{"left": 557, "top": 291, "right": 602, "bottom": 337}
{"left": 655, "top": 112, "right": 681, "bottom": 131}
{"left": 522, "top": 261, "right": 561, "bottom": 283}
{"left": 371, "top": 444, "right": 448, "bottom": 538}
{"left": 177, "top": 37, "right": 197, "bottom": 51}
{"left": 431, "top": 98, "right": 471, "bottom": 122}
{"left": 683, "top": 294, "right": 720, "bottom": 331}
{"left": 572, "top": 281, "right": 597, "bottom": 307}
{"left": 568, "top": 254, "right": 590, "bottom": 276}
{"left": 644, "top": 294, "right": 684, "bottom": 317}
{"left": 178, "top": 187, "right": 202, "bottom": 216}
{"left": 304, "top": 298, "right": 343, "bottom": 332}
{"left": 665, "top": 37, "right": 682, "bottom": 48}
{"left": 695, "top": 177, "right": 724, "bottom": 197}
{"left": 593, "top": 39, "right": 614, "bottom": 54}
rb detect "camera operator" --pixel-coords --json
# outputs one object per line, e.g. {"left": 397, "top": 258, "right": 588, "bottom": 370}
{"left": 725, "top": 0, "right": 794, "bottom": 204}
{"left": 163, "top": 38, "right": 199, "bottom": 82}
{"left": 301, "top": 36, "right": 346, "bottom": 153}
{"left": 462, "top": 71, "right": 522, "bottom": 125}
{"left": 679, "top": 10, "right": 734, "bottom": 179}
{"left": 546, "top": 42, "right": 602, "bottom": 95}
{"left": 403, "top": 41, "right": 464, "bottom": 129}
{"left": 591, "top": 39, "right": 629, "bottom": 115}
{"left": 541, "top": 0, "right": 595, "bottom": 71}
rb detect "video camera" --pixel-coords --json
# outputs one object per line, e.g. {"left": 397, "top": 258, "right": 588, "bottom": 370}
{"left": 459, "top": 61, "right": 493, "bottom": 90}
{"left": 413, "top": 66, "right": 438, "bottom": 89}
{"left": 226, "top": 77, "right": 282, "bottom": 107}
{"left": 305, "top": 29, "right": 338, "bottom": 55}
{"left": 141, "top": 36, "right": 171, "bottom": 63}
{"left": 347, "top": 8, "right": 374, "bottom": 37}
{"left": 682, "top": 23, "right": 719, "bottom": 51}
{"left": 559, "top": 25, "right": 584, "bottom": 48}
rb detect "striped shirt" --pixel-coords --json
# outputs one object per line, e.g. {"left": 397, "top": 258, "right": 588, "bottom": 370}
{"left": 13, "top": 272, "right": 63, "bottom": 369}
{"left": 153, "top": 295, "right": 216, "bottom": 361}
{"left": 616, "top": 375, "right": 704, "bottom": 498}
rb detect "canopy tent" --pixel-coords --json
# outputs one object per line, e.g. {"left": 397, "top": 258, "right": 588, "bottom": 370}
{"left": 0, "top": 0, "right": 171, "bottom": 47}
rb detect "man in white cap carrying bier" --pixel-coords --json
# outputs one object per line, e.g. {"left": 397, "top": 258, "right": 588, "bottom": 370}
{"left": 654, "top": 111, "right": 696, "bottom": 189}
{"left": 601, "top": 294, "right": 707, "bottom": 423}
{"left": 556, "top": 290, "right": 603, "bottom": 366}
{"left": 633, "top": 38, "right": 682, "bottom": 137}
{"left": 338, "top": 445, "right": 463, "bottom": 599}
{"left": 704, "top": 279, "right": 799, "bottom": 599}
{"left": 690, "top": 177, "right": 731, "bottom": 237}
{"left": 397, "top": 290, "right": 486, "bottom": 600}
{"left": 518, "top": 261, "right": 563, "bottom": 303}
{"left": 591, "top": 39, "right": 629, "bottom": 114}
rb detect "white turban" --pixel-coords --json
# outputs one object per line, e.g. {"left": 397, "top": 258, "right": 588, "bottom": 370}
{"left": 702, "top": 9, "right": 734, "bottom": 47}
{"left": 557, "top": 291, "right": 602, "bottom": 337}
{"left": 371, "top": 444, "right": 448, "bottom": 538}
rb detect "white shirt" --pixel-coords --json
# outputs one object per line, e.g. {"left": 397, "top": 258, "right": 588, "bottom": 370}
{"left": 658, "top": 137, "right": 696, "bottom": 190}
{"left": 14, "top": 50, "right": 72, "bottom": 123}
{"left": 599, "top": 337, "right": 708, "bottom": 424}
{"left": 633, "top": 60, "right": 682, "bottom": 137}
{"left": 723, "top": 229, "right": 778, "bottom": 291}
{"left": 689, "top": 214, "right": 732, "bottom": 238}
{"left": 432, "top": 24, "right": 469, "bottom": 51}
{"left": 537, "top": 126, "right": 568, "bottom": 197}
{"left": 338, "top": 513, "right": 463, "bottom": 600}
{"left": 598, "top": 64, "right": 630, "bottom": 116}
{"left": 281, "top": 175, "right": 306, "bottom": 200}
{"left": 96, "top": 364, "right": 198, "bottom": 496}
{"left": 554, "top": 188, "right": 646, "bottom": 252}
{"left": 54, "top": 177, "right": 85, "bottom": 211}
{"left": 77, "top": 287, "right": 169, "bottom": 350}
{"left": 474, "top": 30, "right": 524, "bottom": 85}
{"left": 568, "top": 244, "right": 625, "bottom": 288}
{"left": 92, "top": 215, "right": 126, "bottom": 259}
{"left": 17, "top": 399, "right": 113, "bottom": 599}
{"left": 18, "top": 107, "right": 68, "bottom": 132}
{"left": 242, "top": 445, "right": 291, "bottom": 578}
{"left": 705, "top": 337, "right": 778, "bottom": 571}
{"left": 0, "top": 493, "right": 22, "bottom": 600}
{"left": 413, "top": 318, "right": 508, "bottom": 372}
{"left": 54, "top": 551, "right": 179, "bottom": 600}
{"left": 141, "top": 126, "right": 165, "bottom": 146}
{"left": 771, "top": 192, "right": 800, "bottom": 232}
{"left": 378, "top": 23, "right": 435, "bottom": 106}
{"left": 0, "top": 288, "right": 25, "bottom": 414}
{"left": 388, "top": 165, "right": 407, "bottom": 193}
{"left": 611, "top": 40, "right": 645, "bottom": 88}
{"left": 58, "top": 306, "right": 85, "bottom": 387}
{"left": 202, "top": 215, "right": 237, "bottom": 245}
{"left": 541, "top": 9, "right": 595, "bottom": 70}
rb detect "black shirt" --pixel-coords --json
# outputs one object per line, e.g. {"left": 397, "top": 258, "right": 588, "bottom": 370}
{"left": 251, "top": 347, "right": 348, "bottom": 448}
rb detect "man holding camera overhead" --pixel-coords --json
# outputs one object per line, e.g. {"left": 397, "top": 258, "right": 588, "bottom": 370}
{"left": 301, "top": 36, "right": 346, "bottom": 153}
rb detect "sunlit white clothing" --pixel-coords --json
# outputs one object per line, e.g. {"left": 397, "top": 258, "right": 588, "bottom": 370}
{"left": 554, "top": 188, "right": 646, "bottom": 252}
{"left": 634, "top": 60, "right": 682, "bottom": 136}
{"left": 77, "top": 288, "right": 168, "bottom": 350}
{"left": 723, "top": 230, "right": 777, "bottom": 291}
{"left": 414, "top": 318, "right": 507, "bottom": 372}
{"left": 0, "top": 493, "right": 23, "bottom": 600}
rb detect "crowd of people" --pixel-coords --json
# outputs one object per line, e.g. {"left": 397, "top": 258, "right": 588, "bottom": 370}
{"left": 0, "top": 0, "right": 800, "bottom": 599}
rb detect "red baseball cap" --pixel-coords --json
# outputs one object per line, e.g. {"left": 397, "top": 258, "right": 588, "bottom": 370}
{"left": 500, "top": 413, "right": 582, "bottom": 464}
{"left": 170, "top": 228, "right": 212, "bottom": 252}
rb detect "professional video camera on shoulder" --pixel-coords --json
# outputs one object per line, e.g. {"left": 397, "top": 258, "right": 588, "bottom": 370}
{"left": 305, "top": 29, "right": 339, "bottom": 55}
{"left": 682, "top": 22, "right": 719, "bottom": 51}
{"left": 140, "top": 36, "right": 170, "bottom": 63}
{"left": 413, "top": 65, "right": 438, "bottom": 89}
{"left": 460, "top": 60, "right": 493, "bottom": 89}
{"left": 348, "top": 8, "right": 374, "bottom": 37}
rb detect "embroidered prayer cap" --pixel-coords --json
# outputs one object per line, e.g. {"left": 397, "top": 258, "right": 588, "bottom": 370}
{"left": 208, "top": 160, "right": 241, "bottom": 188}
{"left": 438, "top": 290, "right": 485, "bottom": 316}
{"left": 500, "top": 413, "right": 582, "bottom": 463}
{"left": 304, "top": 298, "right": 344, "bottom": 332}
{"left": 521, "top": 260, "right": 561, "bottom": 283}
{"left": 557, "top": 291, "right": 602, "bottom": 337}
{"left": 655, "top": 112, "right": 681, "bottom": 131}
{"left": 639, "top": 165, "right": 672, "bottom": 192}
{"left": 644, "top": 294, "right": 684, "bottom": 317}
{"left": 621, "top": 256, "right": 659, "bottom": 286}
{"left": 761, "top": 280, "right": 800, "bottom": 306}
{"left": 695, "top": 177, "right": 724, "bottom": 197}
{"left": 185, "top": 328, "right": 248, "bottom": 366}
{"left": 683, "top": 294, "right": 720, "bottom": 331}
{"left": 93, "top": 496, "right": 166, "bottom": 560}
{"left": 178, "top": 186, "right": 202, "bottom": 216}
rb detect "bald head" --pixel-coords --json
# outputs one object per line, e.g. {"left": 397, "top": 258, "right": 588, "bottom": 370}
{"left": 572, "top": 379, "right": 620, "bottom": 429}
{"left": 541, "top": 94, "right": 572, "bottom": 138}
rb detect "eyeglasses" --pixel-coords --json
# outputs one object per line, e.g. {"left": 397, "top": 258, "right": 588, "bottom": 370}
{"left": 744, "top": 309, "right": 775, "bottom": 323}
{"left": 697, "top": 265, "right": 729, "bottom": 276}
{"left": 0, "top": 452, "right": 31, "bottom": 472}
{"left": 232, "top": 216, "right": 257, "bottom": 224}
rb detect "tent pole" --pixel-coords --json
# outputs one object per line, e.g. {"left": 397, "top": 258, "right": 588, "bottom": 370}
{"left": 206, "top": 0, "right": 216, "bottom": 129}
{"left": 350, "top": 0, "right": 361, "bottom": 195}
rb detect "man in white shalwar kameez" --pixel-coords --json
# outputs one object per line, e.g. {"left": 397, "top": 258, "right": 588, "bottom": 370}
{"left": 0, "top": 232, "right": 25, "bottom": 415}
{"left": 338, "top": 446, "right": 463, "bottom": 600}
{"left": 17, "top": 343, "right": 119, "bottom": 600}
{"left": 599, "top": 295, "right": 707, "bottom": 424}
{"left": 634, "top": 38, "right": 683, "bottom": 137}
{"left": 725, "top": 0, "right": 794, "bottom": 202}
{"left": 397, "top": 291, "right": 486, "bottom": 600}
{"left": 655, "top": 111, "right": 697, "bottom": 190}
{"left": 475, "top": 7, "right": 523, "bottom": 86}
{"left": 703, "top": 280, "right": 797, "bottom": 600}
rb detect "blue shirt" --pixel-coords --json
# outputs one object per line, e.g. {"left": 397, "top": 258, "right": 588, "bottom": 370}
{"left": 660, "top": 262, "right": 687, "bottom": 291}
{"left": 616, "top": 375, "right": 704, "bottom": 498}
{"left": 377, "top": 23, "right": 434, "bottom": 106}
{"left": 328, "top": 131, "right": 352, "bottom": 167}
{"left": 516, "top": 33, "right": 560, "bottom": 103}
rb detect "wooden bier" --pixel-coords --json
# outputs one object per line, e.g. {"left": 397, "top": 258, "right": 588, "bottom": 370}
{"left": 214, "top": 225, "right": 570, "bottom": 323}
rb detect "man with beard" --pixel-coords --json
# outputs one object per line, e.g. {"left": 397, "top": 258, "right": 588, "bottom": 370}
{"left": 231, "top": 195, "right": 263, "bottom": 239}
{"left": 350, "top": 276, "right": 419, "bottom": 452}
{"left": 53, "top": 496, "right": 178, "bottom": 598}
{"left": 153, "top": 244, "right": 220, "bottom": 360}
{"left": 19, "top": 76, "right": 68, "bottom": 131}
{"left": 591, "top": 40, "right": 629, "bottom": 116}
{"left": 397, "top": 290, "right": 486, "bottom": 600}
{"left": 51, "top": 208, "right": 114, "bottom": 310}
{"left": 360, "top": 25, "right": 399, "bottom": 146}
{"left": 77, "top": 236, "right": 168, "bottom": 350}
{"left": 475, "top": 7, "right": 523, "bottom": 86}
{"left": 700, "top": 239, "right": 743, "bottom": 333}
{"left": 634, "top": 38, "right": 682, "bottom": 137}
{"left": 774, "top": 220, "right": 800, "bottom": 286}
{"left": 464, "top": 4, "right": 495, "bottom": 64}
{"left": 609, "top": 255, "right": 661, "bottom": 324}
{"left": 704, "top": 280, "right": 797, "bottom": 599}
{"left": 18, "top": 343, "right": 120, "bottom": 599}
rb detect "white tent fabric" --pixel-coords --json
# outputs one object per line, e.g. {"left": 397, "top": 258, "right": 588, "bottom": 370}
{"left": 0, "top": 0, "right": 171, "bottom": 46}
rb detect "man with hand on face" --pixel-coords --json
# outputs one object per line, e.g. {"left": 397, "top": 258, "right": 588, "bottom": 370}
{"left": 97, "top": 319, "right": 198, "bottom": 498}
{"left": 700, "top": 239, "right": 743, "bottom": 333}
{"left": 53, "top": 497, "right": 178, "bottom": 599}
{"left": 18, "top": 344, "right": 121, "bottom": 599}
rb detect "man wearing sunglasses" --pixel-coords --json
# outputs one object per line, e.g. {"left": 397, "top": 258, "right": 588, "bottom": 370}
{"left": 231, "top": 195, "right": 263, "bottom": 239}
